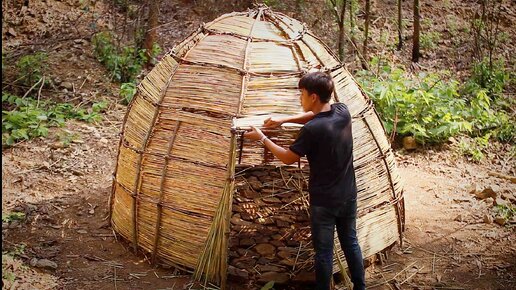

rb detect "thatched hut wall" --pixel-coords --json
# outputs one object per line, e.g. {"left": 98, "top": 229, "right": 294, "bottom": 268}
{"left": 109, "top": 6, "right": 404, "bottom": 287}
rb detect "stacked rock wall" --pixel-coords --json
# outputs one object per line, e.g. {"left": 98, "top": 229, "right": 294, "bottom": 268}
{"left": 228, "top": 165, "right": 316, "bottom": 284}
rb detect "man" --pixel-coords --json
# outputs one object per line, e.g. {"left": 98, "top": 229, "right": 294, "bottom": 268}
{"left": 244, "top": 72, "right": 365, "bottom": 290}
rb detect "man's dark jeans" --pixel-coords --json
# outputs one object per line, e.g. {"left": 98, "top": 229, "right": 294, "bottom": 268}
{"left": 310, "top": 199, "right": 365, "bottom": 290}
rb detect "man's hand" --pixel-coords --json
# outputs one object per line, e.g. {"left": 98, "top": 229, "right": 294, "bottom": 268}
{"left": 243, "top": 126, "right": 266, "bottom": 141}
{"left": 263, "top": 117, "right": 284, "bottom": 129}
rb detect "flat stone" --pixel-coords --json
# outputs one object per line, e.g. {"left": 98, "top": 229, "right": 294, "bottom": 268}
{"left": 239, "top": 238, "right": 255, "bottom": 247}
{"left": 262, "top": 197, "right": 282, "bottom": 204}
{"left": 32, "top": 258, "right": 58, "bottom": 270}
{"left": 257, "top": 264, "right": 283, "bottom": 273}
{"left": 250, "top": 170, "right": 268, "bottom": 177}
{"left": 256, "top": 257, "right": 272, "bottom": 265}
{"left": 270, "top": 240, "right": 285, "bottom": 247}
{"left": 277, "top": 250, "right": 292, "bottom": 259}
{"left": 60, "top": 81, "right": 74, "bottom": 90}
{"left": 292, "top": 270, "right": 315, "bottom": 283}
{"left": 231, "top": 216, "right": 252, "bottom": 226}
{"left": 233, "top": 256, "right": 257, "bottom": 269}
{"left": 255, "top": 243, "right": 276, "bottom": 256}
{"left": 258, "top": 271, "right": 290, "bottom": 284}
{"left": 241, "top": 188, "right": 259, "bottom": 199}
{"left": 228, "top": 265, "right": 249, "bottom": 280}
{"left": 257, "top": 217, "right": 275, "bottom": 225}
{"left": 276, "top": 220, "right": 290, "bottom": 227}
{"left": 279, "top": 258, "right": 295, "bottom": 267}
{"left": 248, "top": 176, "right": 263, "bottom": 191}
{"left": 255, "top": 236, "right": 270, "bottom": 244}
{"left": 240, "top": 212, "right": 256, "bottom": 221}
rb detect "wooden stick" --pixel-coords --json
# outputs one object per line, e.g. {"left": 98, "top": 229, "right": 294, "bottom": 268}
{"left": 36, "top": 76, "right": 45, "bottom": 108}
{"left": 21, "top": 77, "right": 43, "bottom": 99}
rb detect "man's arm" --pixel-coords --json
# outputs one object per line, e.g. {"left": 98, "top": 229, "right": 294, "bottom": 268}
{"left": 263, "top": 112, "right": 315, "bottom": 128}
{"left": 244, "top": 126, "right": 300, "bottom": 165}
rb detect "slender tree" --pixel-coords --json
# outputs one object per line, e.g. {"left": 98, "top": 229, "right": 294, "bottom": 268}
{"left": 143, "top": 0, "right": 160, "bottom": 66}
{"left": 363, "top": 0, "right": 371, "bottom": 66}
{"left": 412, "top": 0, "right": 420, "bottom": 62}
{"left": 349, "top": 0, "right": 356, "bottom": 49}
{"left": 397, "top": 0, "right": 403, "bottom": 50}
{"left": 328, "top": 0, "right": 347, "bottom": 62}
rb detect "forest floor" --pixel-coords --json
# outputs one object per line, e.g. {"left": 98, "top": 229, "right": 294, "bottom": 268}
{"left": 2, "top": 0, "right": 515, "bottom": 289}
{"left": 2, "top": 120, "right": 515, "bottom": 289}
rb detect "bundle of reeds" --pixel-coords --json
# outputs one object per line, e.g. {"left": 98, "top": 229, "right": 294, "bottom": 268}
{"left": 109, "top": 5, "right": 404, "bottom": 288}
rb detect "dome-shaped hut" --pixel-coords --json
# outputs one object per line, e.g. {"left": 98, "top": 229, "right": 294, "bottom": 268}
{"left": 109, "top": 6, "right": 405, "bottom": 288}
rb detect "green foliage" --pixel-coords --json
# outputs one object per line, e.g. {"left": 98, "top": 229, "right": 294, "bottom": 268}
{"left": 2, "top": 212, "right": 25, "bottom": 223}
{"left": 15, "top": 52, "right": 48, "bottom": 86}
{"left": 57, "top": 130, "right": 79, "bottom": 147}
{"left": 356, "top": 59, "right": 514, "bottom": 144}
{"left": 260, "top": 281, "right": 275, "bottom": 290}
{"left": 2, "top": 93, "right": 108, "bottom": 146}
{"left": 457, "top": 135, "right": 490, "bottom": 161}
{"left": 92, "top": 31, "right": 161, "bottom": 83}
{"left": 463, "top": 57, "right": 509, "bottom": 99}
{"left": 9, "top": 244, "right": 25, "bottom": 257}
{"left": 494, "top": 204, "right": 515, "bottom": 222}
{"left": 119, "top": 82, "right": 137, "bottom": 105}
{"left": 420, "top": 31, "right": 441, "bottom": 50}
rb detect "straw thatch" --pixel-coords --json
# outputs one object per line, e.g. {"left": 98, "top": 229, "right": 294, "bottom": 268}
{"left": 109, "top": 5, "right": 404, "bottom": 288}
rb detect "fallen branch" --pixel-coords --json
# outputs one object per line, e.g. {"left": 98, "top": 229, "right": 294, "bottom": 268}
{"left": 488, "top": 171, "right": 516, "bottom": 183}
{"left": 36, "top": 76, "right": 45, "bottom": 108}
{"left": 21, "top": 77, "right": 44, "bottom": 99}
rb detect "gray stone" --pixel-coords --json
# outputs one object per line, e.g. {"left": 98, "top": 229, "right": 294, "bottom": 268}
{"left": 32, "top": 258, "right": 58, "bottom": 270}
{"left": 60, "top": 82, "right": 74, "bottom": 90}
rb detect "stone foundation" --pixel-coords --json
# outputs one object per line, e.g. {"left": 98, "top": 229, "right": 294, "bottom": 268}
{"left": 229, "top": 165, "right": 316, "bottom": 284}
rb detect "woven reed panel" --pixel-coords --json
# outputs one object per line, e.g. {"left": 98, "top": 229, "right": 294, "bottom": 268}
{"left": 110, "top": 6, "right": 405, "bottom": 286}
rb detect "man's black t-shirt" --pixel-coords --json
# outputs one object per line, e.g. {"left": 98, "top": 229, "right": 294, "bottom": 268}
{"left": 289, "top": 103, "right": 357, "bottom": 208}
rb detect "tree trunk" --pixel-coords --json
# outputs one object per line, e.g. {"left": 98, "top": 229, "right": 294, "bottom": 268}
{"left": 349, "top": 0, "right": 356, "bottom": 50}
{"left": 412, "top": 0, "right": 420, "bottom": 62}
{"left": 362, "top": 0, "right": 370, "bottom": 68}
{"left": 143, "top": 0, "right": 159, "bottom": 66}
{"left": 397, "top": 0, "right": 403, "bottom": 50}
{"left": 337, "top": 0, "right": 347, "bottom": 62}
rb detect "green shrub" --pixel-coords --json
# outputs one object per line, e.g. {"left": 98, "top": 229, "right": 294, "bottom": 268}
{"left": 2, "top": 93, "right": 108, "bottom": 146}
{"left": 120, "top": 82, "right": 137, "bottom": 105}
{"left": 1, "top": 212, "right": 25, "bottom": 223}
{"left": 15, "top": 52, "right": 48, "bottom": 86}
{"left": 456, "top": 134, "right": 490, "bottom": 162}
{"left": 494, "top": 204, "right": 515, "bottom": 223}
{"left": 420, "top": 31, "right": 441, "bottom": 50}
{"left": 92, "top": 31, "right": 161, "bottom": 83}
{"left": 356, "top": 59, "right": 514, "bottom": 144}
{"left": 462, "top": 57, "right": 509, "bottom": 99}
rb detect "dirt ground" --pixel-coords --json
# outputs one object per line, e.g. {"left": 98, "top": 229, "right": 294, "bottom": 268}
{"left": 2, "top": 0, "right": 515, "bottom": 289}
{"left": 2, "top": 115, "right": 515, "bottom": 289}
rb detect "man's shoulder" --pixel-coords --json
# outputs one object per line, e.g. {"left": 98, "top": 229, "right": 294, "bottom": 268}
{"left": 332, "top": 102, "right": 349, "bottom": 111}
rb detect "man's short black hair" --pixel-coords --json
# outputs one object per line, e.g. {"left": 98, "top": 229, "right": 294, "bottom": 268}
{"left": 298, "top": 72, "right": 334, "bottom": 103}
